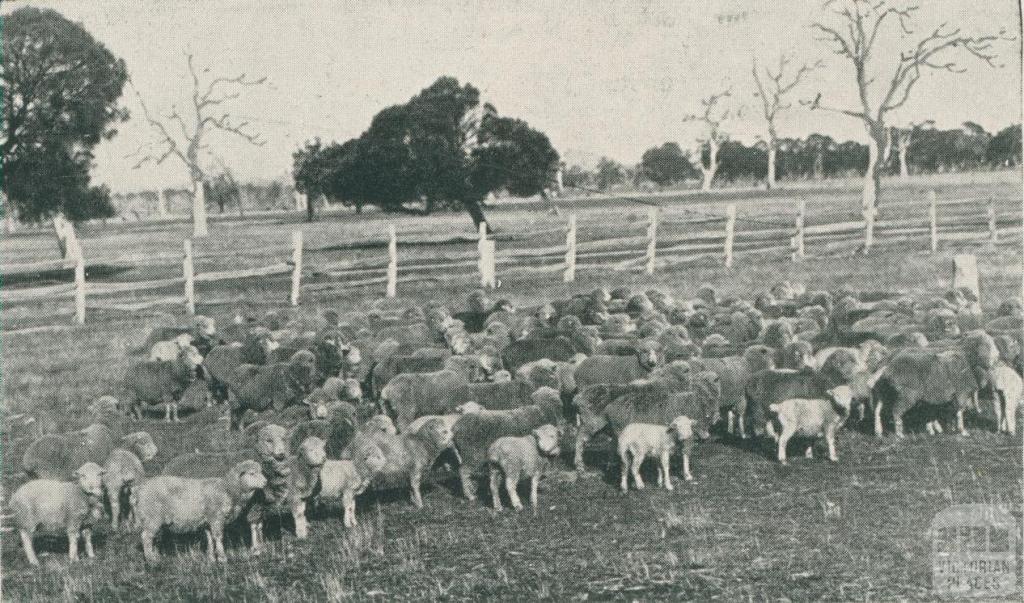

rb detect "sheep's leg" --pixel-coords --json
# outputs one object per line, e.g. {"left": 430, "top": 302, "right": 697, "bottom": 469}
{"left": 765, "top": 420, "right": 779, "bottom": 443}
{"left": 925, "top": 421, "right": 936, "bottom": 436}
{"left": 173, "top": 402, "right": 181, "bottom": 423}
{"left": 459, "top": 467, "right": 477, "bottom": 502}
{"left": 141, "top": 530, "right": 158, "bottom": 561}
{"left": 660, "top": 451, "right": 673, "bottom": 491}
{"left": 489, "top": 468, "right": 503, "bottom": 511}
{"left": 631, "top": 455, "right": 645, "bottom": 490}
{"left": 777, "top": 428, "right": 793, "bottom": 465}
{"left": 994, "top": 394, "right": 1005, "bottom": 432}
{"left": 212, "top": 523, "right": 227, "bottom": 562}
{"left": 164, "top": 403, "right": 172, "bottom": 423}
{"left": 505, "top": 475, "right": 523, "bottom": 511}
{"left": 826, "top": 426, "right": 839, "bottom": 462}
{"left": 529, "top": 474, "right": 540, "bottom": 516}
{"left": 737, "top": 411, "right": 747, "bottom": 439}
{"left": 619, "top": 452, "right": 630, "bottom": 492}
{"left": 67, "top": 528, "right": 79, "bottom": 562}
{"left": 82, "top": 528, "right": 95, "bottom": 559}
{"left": 682, "top": 453, "right": 693, "bottom": 481}
{"left": 933, "top": 420, "right": 943, "bottom": 434}
{"left": 857, "top": 399, "right": 866, "bottom": 422}
{"left": 804, "top": 444, "right": 814, "bottom": 460}
{"left": 573, "top": 431, "right": 589, "bottom": 470}
{"left": 204, "top": 529, "right": 216, "bottom": 561}
{"left": 249, "top": 522, "right": 264, "bottom": 556}
{"left": 874, "top": 401, "right": 884, "bottom": 437}
{"left": 292, "top": 501, "right": 309, "bottom": 538}
{"left": 726, "top": 410, "right": 735, "bottom": 434}
{"left": 956, "top": 408, "right": 969, "bottom": 436}
{"left": 410, "top": 470, "right": 424, "bottom": 509}
{"left": 19, "top": 530, "right": 39, "bottom": 566}
{"left": 342, "top": 491, "right": 356, "bottom": 527}
{"left": 107, "top": 481, "right": 122, "bottom": 531}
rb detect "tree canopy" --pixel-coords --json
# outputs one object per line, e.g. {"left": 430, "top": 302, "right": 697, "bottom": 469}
{"left": 639, "top": 143, "right": 697, "bottom": 186}
{"left": 292, "top": 76, "right": 559, "bottom": 227}
{"left": 1, "top": 6, "right": 128, "bottom": 223}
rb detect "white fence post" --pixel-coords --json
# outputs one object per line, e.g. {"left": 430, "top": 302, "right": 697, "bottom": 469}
{"left": 183, "top": 239, "right": 196, "bottom": 315}
{"left": 386, "top": 224, "right": 398, "bottom": 298}
{"left": 724, "top": 204, "right": 737, "bottom": 268}
{"left": 290, "top": 230, "right": 303, "bottom": 306}
{"left": 564, "top": 214, "right": 577, "bottom": 283}
{"left": 74, "top": 252, "right": 86, "bottom": 325}
{"left": 929, "top": 190, "right": 938, "bottom": 253}
{"left": 645, "top": 208, "right": 658, "bottom": 275}
{"left": 478, "top": 222, "right": 496, "bottom": 289}
{"left": 988, "top": 198, "right": 998, "bottom": 245}
{"left": 791, "top": 200, "right": 806, "bottom": 261}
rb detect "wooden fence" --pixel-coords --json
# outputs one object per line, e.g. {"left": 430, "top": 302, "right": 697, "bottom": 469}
{"left": 2, "top": 190, "right": 1020, "bottom": 325}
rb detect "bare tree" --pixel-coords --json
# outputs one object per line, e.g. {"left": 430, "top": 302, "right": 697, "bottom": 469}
{"left": 807, "top": 0, "right": 1008, "bottom": 247}
{"left": 130, "top": 52, "right": 265, "bottom": 237}
{"left": 891, "top": 120, "right": 933, "bottom": 179}
{"left": 751, "top": 54, "right": 820, "bottom": 189}
{"left": 684, "top": 89, "right": 734, "bottom": 191}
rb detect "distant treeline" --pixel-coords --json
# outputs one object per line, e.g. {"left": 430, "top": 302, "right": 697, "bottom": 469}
{"left": 573, "top": 123, "right": 1021, "bottom": 190}
{"left": 110, "top": 181, "right": 295, "bottom": 219}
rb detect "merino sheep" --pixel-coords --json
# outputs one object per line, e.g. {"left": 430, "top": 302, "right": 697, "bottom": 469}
{"left": 202, "top": 329, "right": 279, "bottom": 403}
{"left": 370, "top": 354, "right": 448, "bottom": 399}
{"left": 991, "top": 362, "right": 1022, "bottom": 434}
{"left": 317, "top": 445, "right": 388, "bottom": 527}
{"left": 689, "top": 344, "right": 776, "bottom": 437}
{"left": 574, "top": 340, "right": 663, "bottom": 390}
{"left": 501, "top": 336, "right": 578, "bottom": 373}
{"left": 617, "top": 416, "right": 695, "bottom": 491}
{"left": 135, "top": 460, "right": 267, "bottom": 562}
{"left": 225, "top": 350, "right": 319, "bottom": 430}
{"left": 768, "top": 385, "right": 854, "bottom": 464}
{"left": 345, "top": 417, "right": 454, "bottom": 508}
{"left": 10, "top": 462, "right": 106, "bottom": 566}
{"left": 22, "top": 423, "right": 117, "bottom": 479}
{"left": 379, "top": 354, "right": 488, "bottom": 432}
{"left": 125, "top": 345, "right": 204, "bottom": 422}
{"left": 102, "top": 431, "right": 158, "bottom": 530}
{"left": 516, "top": 358, "right": 580, "bottom": 395}
{"left": 487, "top": 424, "right": 561, "bottom": 513}
{"left": 452, "top": 387, "right": 566, "bottom": 501}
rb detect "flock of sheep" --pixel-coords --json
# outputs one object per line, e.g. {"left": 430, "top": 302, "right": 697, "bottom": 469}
{"left": 4, "top": 281, "right": 1022, "bottom": 568}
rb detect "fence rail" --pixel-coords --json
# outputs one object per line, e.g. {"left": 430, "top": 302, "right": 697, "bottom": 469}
{"left": 2, "top": 189, "right": 1020, "bottom": 324}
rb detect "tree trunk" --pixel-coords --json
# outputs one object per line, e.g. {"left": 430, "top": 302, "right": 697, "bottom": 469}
{"left": 899, "top": 148, "right": 910, "bottom": 180}
{"left": 51, "top": 214, "right": 79, "bottom": 259}
{"left": 306, "top": 194, "right": 315, "bottom": 222}
{"left": 192, "top": 180, "right": 209, "bottom": 238}
{"left": 462, "top": 199, "right": 490, "bottom": 233}
{"left": 813, "top": 151, "right": 824, "bottom": 179}
{"left": 701, "top": 140, "right": 719, "bottom": 192}
{"left": 157, "top": 189, "right": 169, "bottom": 218}
{"left": 766, "top": 142, "right": 777, "bottom": 189}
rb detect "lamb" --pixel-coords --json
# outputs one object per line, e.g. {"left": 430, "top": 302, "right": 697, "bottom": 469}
{"left": 125, "top": 345, "right": 204, "bottom": 422}
{"left": 22, "top": 422, "right": 117, "bottom": 479}
{"left": 617, "top": 416, "right": 695, "bottom": 492}
{"left": 9, "top": 462, "right": 106, "bottom": 566}
{"left": 487, "top": 424, "right": 561, "bottom": 513}
{"left": 344, "top": 417, "right": 454, "bottom": 508}
{"left": 134, "top": 460, "right": 267, "bottom": 562}
{"left": 768, "top": 385, "right": 854, "bottom": 465}
{"left": 102, "top": 431, "right": 158, "bottom": 530}
{"left": 452, "top": 387, "right": 566, "bottom": 501}
{"left": 991, "top": 362, "right": 1022, "bottom": 435}
{"left": 317, "top": 444, "right": 388, "bottom": 527}
{"left": 149, "top": 333, "right": 195, "bottom": 361}
{"left": 225, "top": 350, "right": 319, "bottom": 430}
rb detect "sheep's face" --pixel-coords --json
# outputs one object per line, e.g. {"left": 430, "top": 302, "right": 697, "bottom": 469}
{"left": 592, "top": 288, "right": 612, "bottom": 305}
{"left": 174, "top": 333, "right": 194, "bottom": 348}
{"left": 89, "top": 395, "right": 120, "bottom": 416}
{"left": 637, "top": 340, "right": 664, "bottom": 369}
{"left": 419, "top": 418, "right": 454, "bottom": 449}
{"left": 456, "top": 401, "right": 484, "bottom": 414}
{"left": 298, "top": 437, "right": 327, "bottom": 467}
{"left": 557, "top": 315, "right": 582, "bottom": 335}
{"left": 125, "top": 432, "right": 158, "bottom": 461}
{"left": 343, "top": 378, "right": 363, "bottom": 402}
{"left": 74, "top": 463, "right": 105, "bottom": 497}
{"left": 536, "top": 304, "right": 555, "bottom": 321}
{"left": 308, "top": 399, "right": 330, "bottom": 420}
{"left": 532, "top": 425, "right": 561, "bottom": 456}
{"left": 827, "top": 385, "right": 855, "bottom": 412}
{"left": 770, "top": 282, "right": 795, "bottom": 301}
{"left": 491, "top": 370, "right": 512, "bottom": 383}
{"left": 196, "top": 317, "right": 217, "bottom": 336}
{"left": 784, "top": 341, "right": 814, "bottom": 370}
{"left": 233, "top": 460, "right": 268, "bottom": 492}
{"left": 364, "top": 415, "right": 397, "bottom": 436}
{"left": 858, "top": 340, "right": 888, "bottom": 371}
{"left": 179, "top": 345, "right": 204, "bottom": 369}
{"left": 256, "top": 425, "right": 289, "bottom": 461}
{"left": 927, "top": 310, "right": 960, "bottom": 338}
{"left": 450, "top": 333, "right": 471, "bottom": 355}
{"left": 358, "top": 444, "right": 388, "bottom": 474}
{"left": 669, "top": 416, "right": 694, "bottom": 441}
{"left": 259, "top": 335, "right": 280, "bottom": 355}
{"left": 964, "top": 331, "right": 1000, "bottom": 370}
{"left": 344, "top": 345, "right": 362, "bottom": 366}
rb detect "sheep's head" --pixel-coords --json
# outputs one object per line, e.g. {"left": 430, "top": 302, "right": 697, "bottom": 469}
{"left": 355, "top": 443, "right": 388, "bottom": 475}
{"left": 123, "top": 432, "right": 158, "bottom": 462}
{"left": 530, "top": 386, "right": 562, "bottom": 409}
{"left": 363, "top": 414, "right": 397, "bottom": 436}
{"left": 173, "top": 333, "right": 194, "bottom": 349}
{"left": 858, "top": 340, "right": 888, "bottom": 371}
{"left": 491, "top": 369, "right": 512, "bottom": 383}
{"left": 448, "top": 331, "right": 471, "bottom": 355}
{"left": 493, "top": 299, "right": 514, "bottom": 313}
{"left": 178, "top": 345, "right": 204, "bottom": 370}
{"left": 485, "top": 321, "right": 511, "bottom": 342}
{"left": 927, "top": 308, "right": 960, "bottom": 338}
{"left": 536, "top": 303, "right": 556, "bottom": 321}
{"left": 827, "top": 385, "right": 855, "bottom": 414}
{"left": 626, "top": 294, "right": 654, "bottom": 316}
{"left": 781, "top": 341, "right": 814, "bottom": 370}
{"left": 668, "top": 416, "right": 694, "bottom": 442}
{"left": 820, "top": 348, "right": 861, "bottom": 385}
{"left": 89, "top": 395, "right": 120, "bottom": 416}
{"left": 591, "top": 287, "right": 612, "bottom": 305}
{"left": 306, "top": 397, "right": 331, "bottom": 420}
{"left": 456, "top": 401, "right": 484, "bottom": 414}
{"left": 297, "top": 436, "right": 327, "bottom": 468}
{"left": 760, "top": 321, "right": 794, "bottom": 349}
{"left": 195, "top": 316, "right": 217, "bottom": 336}
{"left": 416, "top": 417, "right": 454, "bottom": 450}
{"left": 255, "top": 424, "right": 289, "bottom": 461}
{"left": 557, "top": 315, "right": 582, "bottom": 336}
{"left": 287, "top": 350, "right": 319, "bottom": 387}
{"left": 475, "top": 347, "right": 501, "bottom": 378}
{"left": 770, "top": 282, "right": 795, "bottom": 301}
{"left": 650, "top": 360, "right": 692, "bottom": 391}
{"left": 532, "top": 424, "right": 561, "bottom": 457}
{"left": 962, "top": 330, "right": 1000, "bottom": 375}
{"left": 636, "top": 338, "right": 665, "bottom": 370}
{"left": 226, "top": 460, "right": 267, "bottom": 497}
{"left": 342, "top": 378, "right": 363, "bottom": 402}
{"left": 74, "top": 462, "right": 106, "bottom": 498}
{"left": 743, "top": 345, "right": 776, "bottom": 373}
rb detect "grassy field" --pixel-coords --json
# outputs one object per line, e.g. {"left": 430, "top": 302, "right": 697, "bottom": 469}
{"left": 1, "top": 172, "right": 1022, "bottom": 600}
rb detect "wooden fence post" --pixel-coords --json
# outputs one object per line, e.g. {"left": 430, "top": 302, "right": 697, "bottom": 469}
{"left": 724, "top": 204, "right": 737, "bottom": 268}
{"left": 74, "top": 250, "right": 86, "bottom": 324}
{"left": 988, "top": 198, "right": 998, "bottom": 245}
{"left": 791, "top": 200, "right": 806, "bottom": 261}
{"left": 386, "top": 224, "right": 398, "bottom": 298}
{"left": 478, "top": 222, "right": 496, "bottom": 289}
{"left": 645, "top": 208, "right": 658, "bottom": 275}
{"left": 183, "top": 239, "right": 196, "bottom": 315}
{"left": 564, "top": 214, "right": 577, "bottom": 283}
{"left": 290, "top": 230, "right": 303, "bottom": 306}
{"left": 929, "top": 190, "right": 938, "bottom": 253}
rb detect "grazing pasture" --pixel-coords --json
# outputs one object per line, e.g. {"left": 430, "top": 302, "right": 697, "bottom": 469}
{"left": 1, "top": 173, "right": 1022, "bottom": 601}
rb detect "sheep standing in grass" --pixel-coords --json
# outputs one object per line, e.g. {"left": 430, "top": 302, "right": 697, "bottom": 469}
{"left": 9, "top": 462, "right": 106, "bottom": 566}
{"left": 768, "top": 385, "right": 854, "bottom": 465}
{"left": 226, "top": 350, "right": 319, "bottom": 430}
{"left": 487, "top": 424, "right": 561, "bottom": 513}
{"left": 617, "top": 417, "right": 695, "bottom": 492}
{"left": 318, "top": 444, "right": 388, "bottom": 527}
{"left": 125, "top": 345, "right": 204, "bottom": 422}
{"left": 102, "top": 432, "right": 158, "bottom": 530}
{"left": 22, "top": 423, "right": 117, "bottom": 479}
{"left": 991, "top": 362, "right": 1022, "bottom": 435}
{"left": 134, "top": 460, "right": 267, "bottom": 562}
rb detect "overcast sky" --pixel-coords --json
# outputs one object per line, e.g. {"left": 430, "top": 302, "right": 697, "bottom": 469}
{"left": 6, "top": 0, "right": 1021, "bottom": 191}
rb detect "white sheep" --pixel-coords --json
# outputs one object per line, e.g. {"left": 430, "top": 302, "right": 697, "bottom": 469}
{"left": 102, "top": 431, "right": 158, "bottom": 530}
{"left": 617, "top": 416, "right": 695, "bottom": 492}
{"left": 317, "top": 444, "right": 388, "bottom": 527}
{"left": 149, "top": 333, "right": 195, "bottom": 361}
{"left": 768, "top": 385, "right": 854, "bottom": 465}
{"left": 991, "top": 362, "right": 1022, "bottom": 435}
{"left": 133, "top": 459, "right": 267, "bottom": 562}
{"left": 487, "top": 424, "right": 561, "bottom": 513}
{"left": 9, "top": 462, "right": 106, "bottom": 566}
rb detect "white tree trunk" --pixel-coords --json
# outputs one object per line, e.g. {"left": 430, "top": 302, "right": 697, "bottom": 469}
{"left": 192, "top": 181, "right": 209, "bottom": 238}
{"left": 898, "top": 148, "right": 909, "bottom": 180}
{"left": 701, "top": 141, "right": 719, "bottom": 192}
{"left": 51, "top": 214, "right": 80, "bottom": 260}
{"left": 767, "top": 145, "right": 777, "bottom": 189}
{"left": 157, "top": 189, "right": 169, "bottom": 217}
